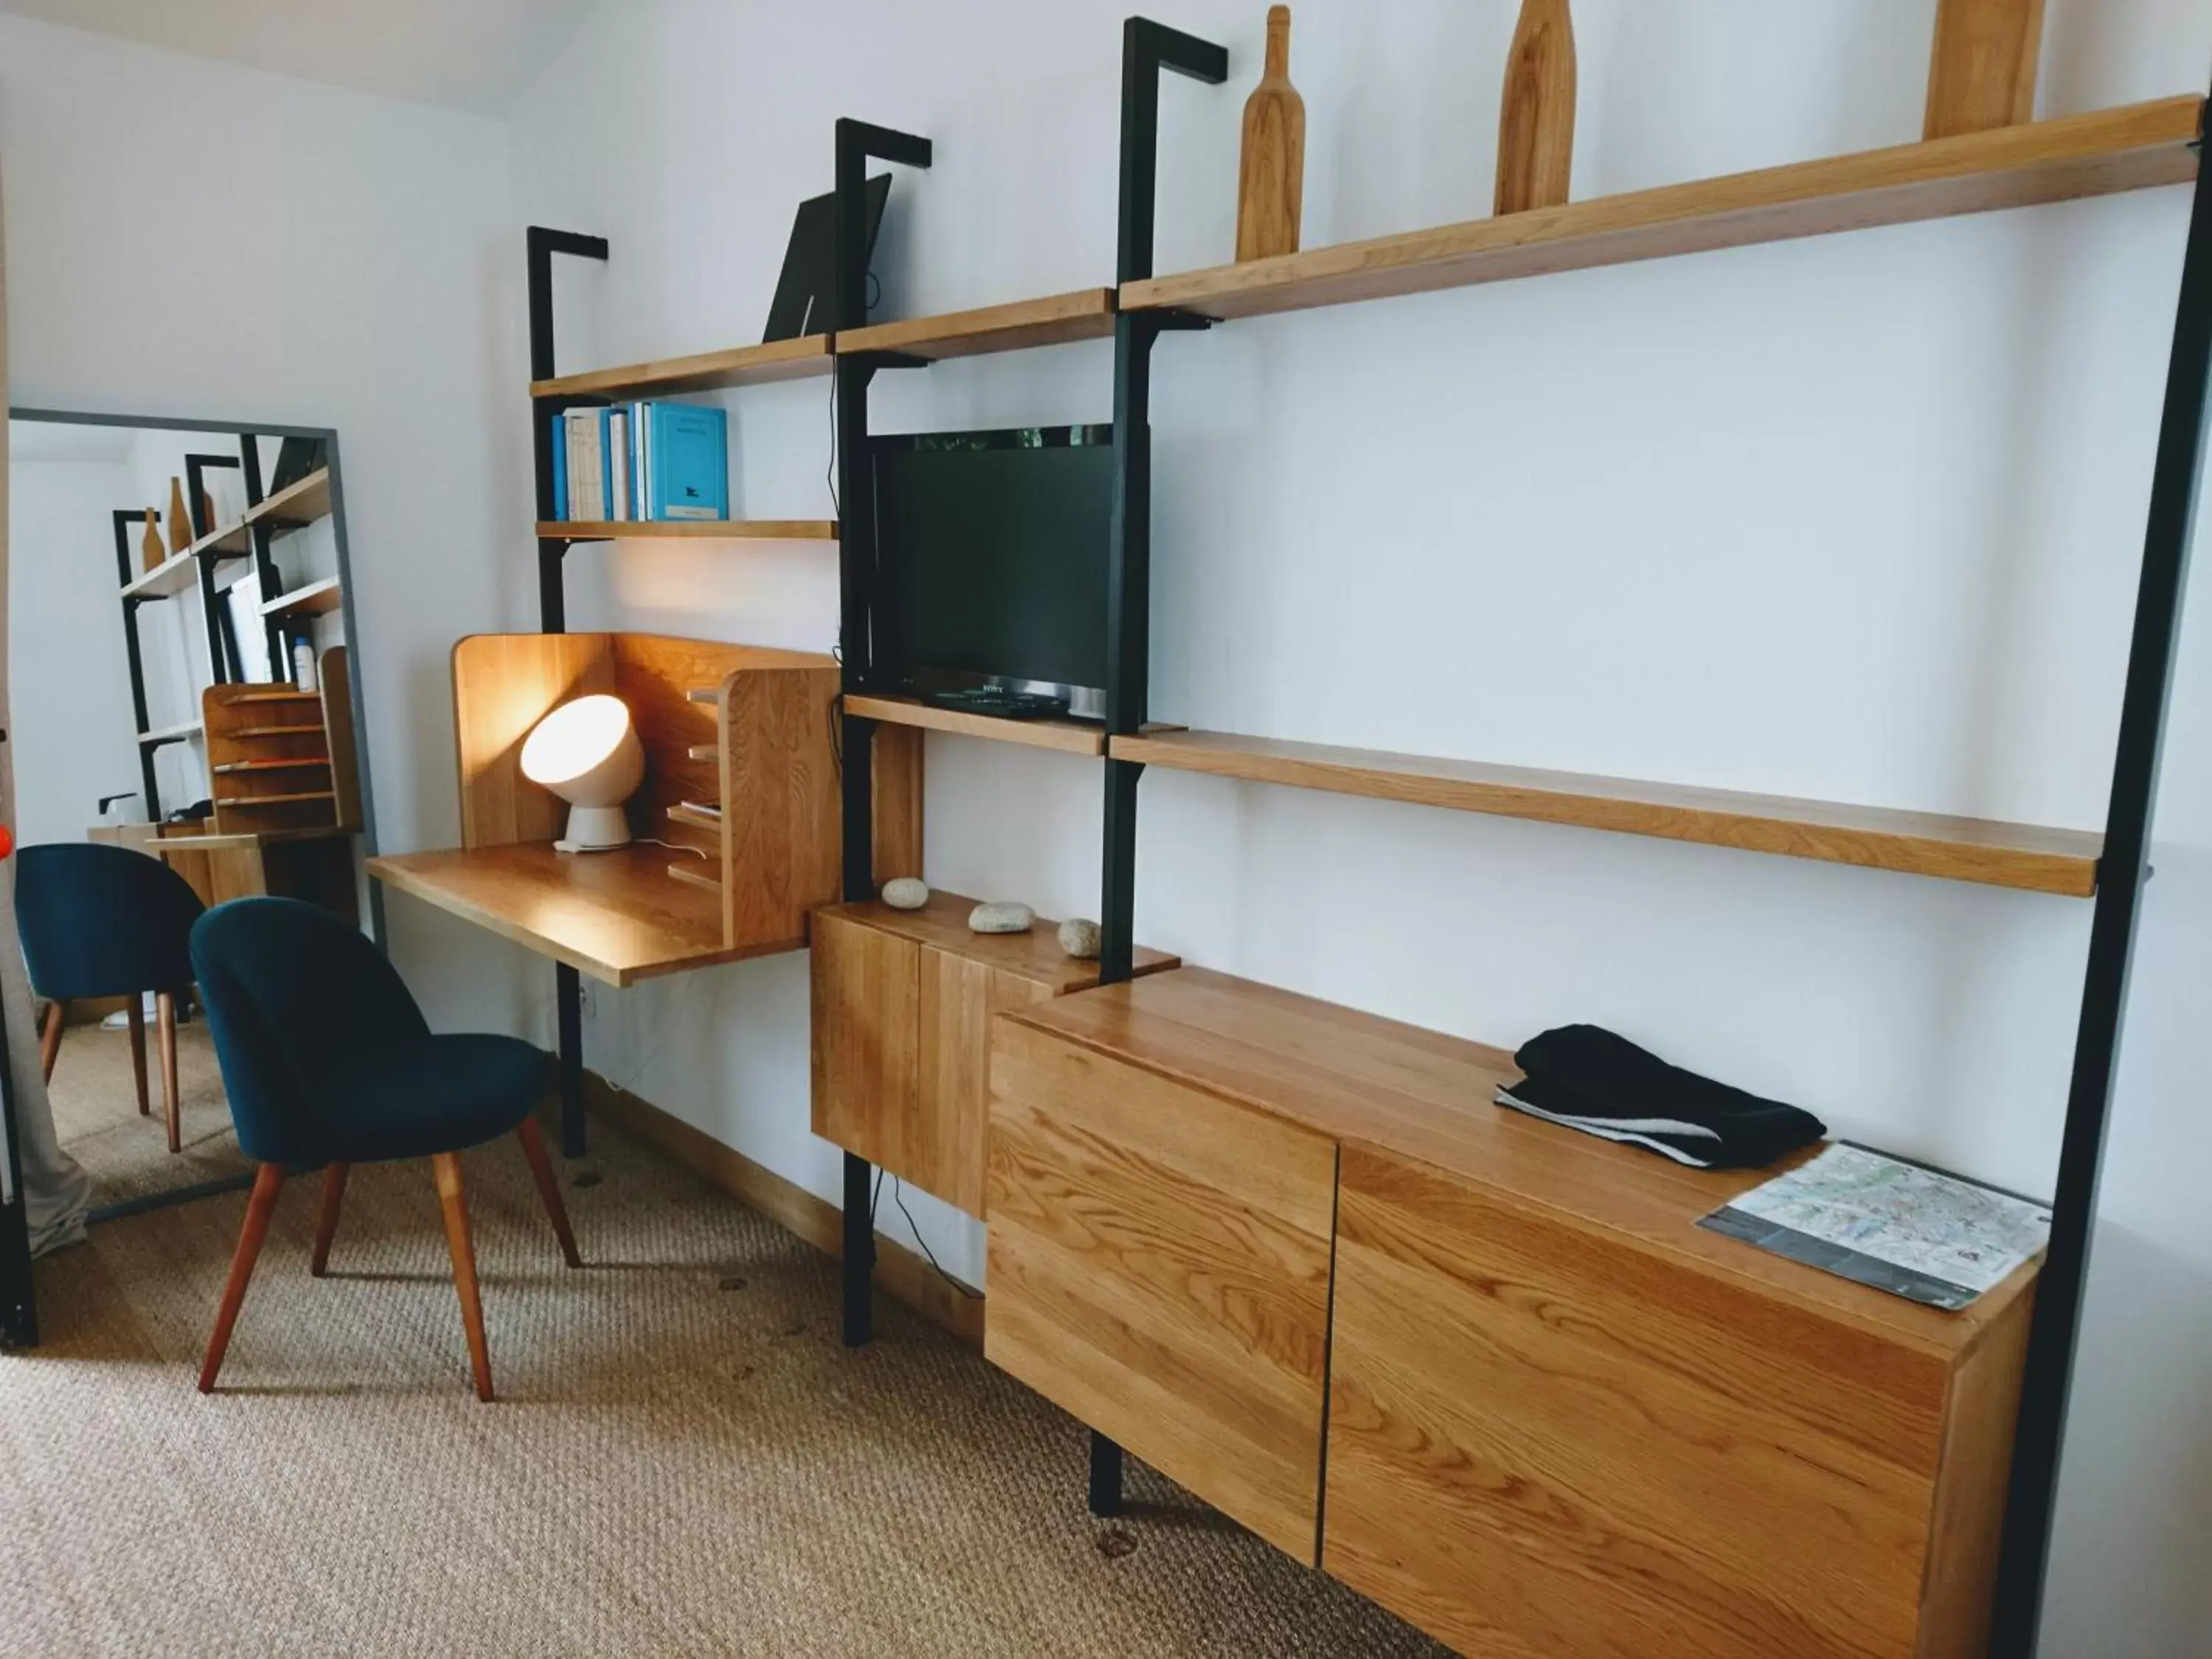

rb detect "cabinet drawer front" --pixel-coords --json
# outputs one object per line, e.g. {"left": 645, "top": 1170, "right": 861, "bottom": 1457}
{"left": 1324, "top": 1145, "right": 1946, "bottom": 1659}
{"left": 918, "top": 950, "right": 1051, "bottom": 1216}
{"left": 810, "top": 912, "right": 919, "bottom": 1172}
{"left": 986, "top": 1019, "right": 1337, "bottom": 1562}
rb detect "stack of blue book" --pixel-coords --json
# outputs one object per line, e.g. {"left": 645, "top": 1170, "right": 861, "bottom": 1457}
{"left": 551, "top": 402, "right": 728, "bottom": 522}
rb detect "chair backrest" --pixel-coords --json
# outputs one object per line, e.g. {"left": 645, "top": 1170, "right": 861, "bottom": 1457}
{"left": 190, "top": 897, "right": 429, "bottom": 1166}
{"left": 15, "top": 841, "right": 205, "bottom": 1001}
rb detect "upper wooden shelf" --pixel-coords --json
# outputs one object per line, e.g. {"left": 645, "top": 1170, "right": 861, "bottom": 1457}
{"left": 537, "top": 519, "right": 838, "bottom": 543}
{"left": 248, "top": 467, "right": 332, "bottom": 532}
{"left": 531, "top": 333, "right": 833, "bottom": 400}
{"left": 121, "top": 534, "right": 251, "bottom": 600}
{"left": 260, "top": 577, "right": 343, "bottom": 619}
{"left": 369, "top": 842, "right": 769, "bottom": 988}
{"left": 1110, "top": 728, "right": 2101, "bottom": 897}
{"left": 844, "top": 692, "right": 1107, "bottom": 757}
{"left": 1122, "top": 97, "right": 2203, "bottom": 323}
{"left": 837, "top": 288, "right": 1118, "bottom": 361}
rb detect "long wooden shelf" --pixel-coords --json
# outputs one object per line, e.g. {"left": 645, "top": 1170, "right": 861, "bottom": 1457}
{"left": 247, "top": 467, "right": 333, "bottom": 532}
{"left": 1122, "top": 96, "right": 2202, "bottom": 323}
{"left": 1110, "top": 728, "right": 2101, "bottom": 897}
{"left": 215, "top": 789, "right": 335, "bottom": 808}
{"left": 537, "top": 519, "right": 838, "bottom": 542}
{"left": 844, "top": 692, "right": 1107, "bottom": 757}
{"left": 836, "top": 288, "right": 1117, "bottom": 361}
{"left": 212, "top": 757, "right": 330, "bottom": 776}
{"left": 259, "top": 577, "right": 343, "bottom": 619}
{"left": 530, "top": 333, "right": 834, "bottom": 400}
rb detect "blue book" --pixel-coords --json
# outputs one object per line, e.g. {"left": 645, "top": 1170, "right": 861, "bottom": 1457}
{"left": 549, "top": 414, "right": 569, "bottom": 519}
{"left": 647, "top": 403, "right": 728, "bottom": 521}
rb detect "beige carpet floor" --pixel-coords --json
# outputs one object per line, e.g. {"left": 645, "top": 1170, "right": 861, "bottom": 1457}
{"left": 1, "top": 1110, "right": 1447, "bottom": 1658}
{"left": 44, "top": 1012, "right": 251, "bottom": 1206}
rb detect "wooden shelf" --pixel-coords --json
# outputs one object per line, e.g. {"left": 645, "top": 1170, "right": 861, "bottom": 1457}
{"left": 259, "top": 577, "right": 343, "bottom": 619}
{"left": 1122, "top": 97, "right": 2202, "bottom": 323}
{"left": 664, "top": 860, "right": 720, "bottom": 896}
{"left": 836, "top": 288, "right": 1117, "bottom": 361}
{"left": 1110, "top": 728, "right": 2101, "bottom": 897}
{"left": 667, "top": 801, "right": 721, "bottom": 832}
{"left": 215, "top": 789, "right": 335, "bottom": 808}
{"left": 229, "top": 723, "right": 323, "bottom": 737}
{"left": 369, "top": 843, "right": 775, "bottom": 988}
{"left": 247, "top": 467, "right": 333, "bottom": 532}
{"left": 223, "top": 689, "right": 324, "bottom": 704}
{"left": 212, "top": 758, "right": 330, "bottom": 776}
{"left": 844, "top": 693, "right": 1106, "bottom": 757}
{"left": 139, "top": 720, "right": 202, "bottom": 745}
{"left": 530, "top": 333, "right": 834, "bottom": 400}
{"left": 537, "top": 519, "right": 838, "bottom": 543}
{"left": 121, "top": 534, "right": 251, "bottom": 600}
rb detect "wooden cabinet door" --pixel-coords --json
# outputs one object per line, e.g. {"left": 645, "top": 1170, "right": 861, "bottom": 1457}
{"left": 1324, "top": 1144, "right": 1949, "bottom": 1659}
{"left": 810, "top": 911, "right": 919, "bottom": 1175}
{"left": 917, "top": 950, "right": 1050, "bottom": 1216}
{"left": 986, "top": 1017, "right": 1338, "bottom": 1562}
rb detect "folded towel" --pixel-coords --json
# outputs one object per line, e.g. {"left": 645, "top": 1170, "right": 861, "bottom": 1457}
{"left": 1495, "top": 1024, "right": 1826, "bottom": 1170}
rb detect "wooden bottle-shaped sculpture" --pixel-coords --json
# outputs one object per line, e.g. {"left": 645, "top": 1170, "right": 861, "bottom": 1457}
{"left": 1495, "top": 0, "right": 1576, "bottom": 216}
{"left": 1237, "top": 6, "right": 1304, "bottom": 262}
{"left": 165, "top": 476, "right": 191, "bottom": 553}
{"left": 140, "top": 508, "right": 164, "bottom": 572}
{"left": 1924, "top": 0, "right": 2044, "bottom": 139}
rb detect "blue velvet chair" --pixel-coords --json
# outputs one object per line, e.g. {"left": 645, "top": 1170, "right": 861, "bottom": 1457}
{"left": 189, "top": 897, "right": 579, "bottom": 1401}
{"left": 16, "top": 841, "right": 206, "bottom": 1153}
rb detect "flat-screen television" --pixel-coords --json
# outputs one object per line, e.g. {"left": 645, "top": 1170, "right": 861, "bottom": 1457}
{"left": 872, "top": 425, "right": 1113, "bottom": 714}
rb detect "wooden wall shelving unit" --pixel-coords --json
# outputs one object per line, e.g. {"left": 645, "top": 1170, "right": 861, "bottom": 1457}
{"left": 835, "top": 287, "right": 1117, "bottom": 360}
{"left": 1122, "top": 95, "right": 2203, "bottom": 321}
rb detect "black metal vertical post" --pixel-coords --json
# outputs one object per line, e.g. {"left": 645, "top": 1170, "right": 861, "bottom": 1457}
{"left": 1089, "top": 15, "right": 1229, "bottom": 1517}
{"left": 525, "top": 227, "right": 611, "bottom": 1157}
{"left": 185, "top": 453, "right": 241, "bottom": 686}
{"left": 240, "top": 432, "right": 285, "bottom": 679}
{"left": 830, "top": 117, "right": 931, "bottom": 1350}
{"left": 111, "top": 509, "right": 162, "bottom": 816}
{"left": 1989, "top": 116, "right": 2212, "bottom": 1659}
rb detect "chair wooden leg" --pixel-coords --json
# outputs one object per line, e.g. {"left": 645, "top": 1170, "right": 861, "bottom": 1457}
{"left": 156, "top": 992, "right": 181, "bottom": 1155}
{"left": 127, "top": 999, "right": 150, "bottom": 1116}
{"left": 309, "top": 1164, "right": 349, "bottom": 1277}
{"left": 38, "top": 1000, "right": 63, "bottom": 1085}
{"left": 515, "top": 1118, "right": 581, "bottom": 1268}
{"left": 199, "top": 1163, "right": 285, "bottom": 1394}
{"left": 431, "top": 1153, "right": 494, "bottom": 1402}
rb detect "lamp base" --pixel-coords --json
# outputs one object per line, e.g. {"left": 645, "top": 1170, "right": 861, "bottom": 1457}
{"left": 554, "top": 804, "right": 632, "bottom": 853}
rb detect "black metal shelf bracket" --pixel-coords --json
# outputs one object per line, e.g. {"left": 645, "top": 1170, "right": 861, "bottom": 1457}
{"left": 1988, "top": 77, "right": 2212, "bottom": 1659}
{"left": 1088, "top": 13, "right": 1231, "bottom": 1521}
{"left": 833, "top": 116, "right": 933, "bottom": 1353}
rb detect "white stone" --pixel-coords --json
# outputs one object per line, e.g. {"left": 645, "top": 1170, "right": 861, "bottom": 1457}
{"left": 1057, "top": 917, "right": 1102, "bottom": 959}
{"left": 881, "top": 877, "right": 929, "bottom": 911}
{"left": 967, "top": 901, "right": 1034, "bottom": 934}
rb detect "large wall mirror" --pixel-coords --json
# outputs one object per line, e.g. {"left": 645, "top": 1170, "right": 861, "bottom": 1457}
{"left": 7, "top": 410, "right": 377, "bottom": 1211}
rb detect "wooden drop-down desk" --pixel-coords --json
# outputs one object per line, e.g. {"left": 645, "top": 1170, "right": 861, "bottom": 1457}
{"left": 368, "top": 633, "right": 920, "bottom": 1155}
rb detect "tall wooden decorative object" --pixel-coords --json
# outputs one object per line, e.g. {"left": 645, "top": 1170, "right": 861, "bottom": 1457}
{"left": 164, "top": 476, "right": 191, "bottom": 554}
{"left": 139, "top": 509, "right": 163, "bottom": 573}
{"left": 1925, "top": 0, "right": 2045, "bottom": 139}
{"left": 1236, "top": 5, "right": 1305, "bottom": 262}
{"left": 1495, "top": 0, "right": 1576, "bottom": 216}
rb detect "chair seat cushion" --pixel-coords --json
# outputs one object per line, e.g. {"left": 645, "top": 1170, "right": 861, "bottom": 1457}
{"left": 308, "top": 1034, "right": 549, "bottom": 1164}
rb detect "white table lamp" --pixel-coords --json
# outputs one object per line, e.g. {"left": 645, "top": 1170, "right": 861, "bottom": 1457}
{"left": 521, "top": 695, "right": 644, "bottom": 852}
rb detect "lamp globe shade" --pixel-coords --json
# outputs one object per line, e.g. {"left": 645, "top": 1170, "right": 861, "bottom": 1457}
{"left": 520, "top": 695, "right": 645, "bottom": 851}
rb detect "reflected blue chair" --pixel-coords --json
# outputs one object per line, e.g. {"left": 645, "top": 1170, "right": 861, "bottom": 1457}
{"left": 189, "top": 897, "right": 579, "bottom": 1401}
{"left": 16, "top": 841, "right": 205, "bottom": 1153}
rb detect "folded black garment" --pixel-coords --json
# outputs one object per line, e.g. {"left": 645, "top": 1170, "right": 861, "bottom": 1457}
{"left": 1494, "top": 1024, "right": 1826, "bottom": 1170}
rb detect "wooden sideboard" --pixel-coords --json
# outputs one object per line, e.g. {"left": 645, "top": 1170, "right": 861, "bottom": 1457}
{"left": 982, "top": 967, "right": 2037, "bottom": 1658}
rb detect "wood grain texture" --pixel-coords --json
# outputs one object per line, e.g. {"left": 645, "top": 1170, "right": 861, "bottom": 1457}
{"left": 320, "top": 647, "right": 362, "bottom": 832}
{"left": 257, "top": 577, "right": 342, "bottom": 619}
{"left": 1323, "top": 1144, "right": 1950, "bottom": 1659}
{"left": 1237, "top": 6, "right": 1305, "bottom": 261}
{"left": 1109, "top": 728, "right": 2100, "bottom": 897}
{"left": 246, "top": 467, "right": 332, "bottom": 532}
{"left": 1916, "top": 1283, "right": 2035, "bottom": 1658}
{"left": 714, "top": 656, "right": 842, "bottom": 950}
{"left": 870, "top": 722, "right": 925, "bottom": 884}
{"left": 1495, "top": 0, "right": 1576, "bottom": 215}
{"left": 529, "top": 333, "right": 834, "bottom": 400}
{"left": 535, "top": 520, "right": 838, "bottom": 542}
{"left": 835, "top": 289, "right": 1117, "bottom": 361}
{"left": 1124, "top": 94, "right": 2202, "bottom": 321}
{"left": 811, "top": 891, "right": 1178, "bottom": 1216}
{"left": 985, "top": 1015, "right": 1337, "bottom": 1561}
{"left": 845, "top": 692, "right": 1106, "bottom": 757}
{"left": 431, "top": 1152, "right": 495, "bottom": 1402}
{"left": 452, "top": 633, "right": 615, "bottom": 849}
{"left": 1926, "top": 0, "right": 2045, "bottom": 139}
{"left": 205, "top": 676, "right": 344, "bottom": 836}
{"left": 368, "top": 843, "right": 770, "bottom": 987}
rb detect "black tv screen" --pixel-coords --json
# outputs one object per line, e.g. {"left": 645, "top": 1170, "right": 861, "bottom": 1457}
{"left": 873, "top": 425, "right": 1113, "bottom": 699}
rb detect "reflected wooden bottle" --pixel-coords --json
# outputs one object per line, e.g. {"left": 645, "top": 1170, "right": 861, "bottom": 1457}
{"left": 141, "top": 508, "right": 164, "bottom": 573}
{"left": 1495, "top": 0, "right": 1576, "bottom": 216}
{"left": 166, "top": 476, "right": 191, "bottom": 553}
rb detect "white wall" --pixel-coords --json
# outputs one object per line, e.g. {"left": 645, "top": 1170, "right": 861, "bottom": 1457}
{"left": 5, "top": 453, "right": 141, "bottom": 841}
{"left": 510, "top": 2, "right": 2212, "bottom": 1652}
{"left": 0, "top": 9, "right": 540, "bottom": 1027}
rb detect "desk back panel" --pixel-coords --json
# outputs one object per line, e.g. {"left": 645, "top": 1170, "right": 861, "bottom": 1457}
{"left": 453, "top": 633, "right": 616, "bottom": 849}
